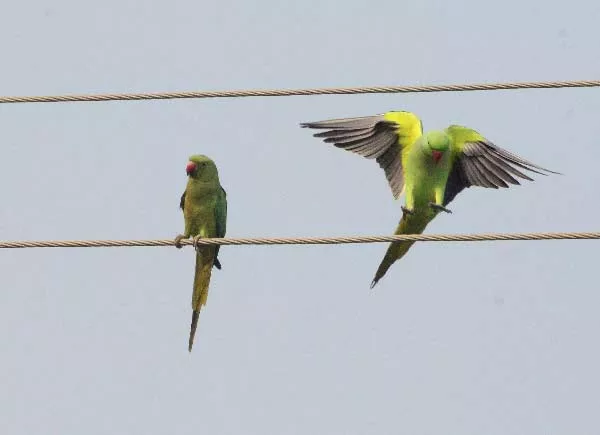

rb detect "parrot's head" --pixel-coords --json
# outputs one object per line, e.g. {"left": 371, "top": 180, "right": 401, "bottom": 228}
{"left": 423, "top": 131, "right": 450, "bottom": 165}
{"left": 186, "top": 154, "right": 219, "bottom": 181}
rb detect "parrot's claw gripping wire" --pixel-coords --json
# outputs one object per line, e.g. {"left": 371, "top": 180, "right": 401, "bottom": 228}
{"left": 174, "top": 234, "right": 186, "bottom": 249}
{"left": 192, "top": 235, "right": 203, "bottom": 253}
{"left": 429, "top": 203, "right": 452, "bottom": 214}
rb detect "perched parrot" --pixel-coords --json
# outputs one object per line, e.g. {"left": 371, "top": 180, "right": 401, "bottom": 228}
{"left": 175, "top": 155, "right": 227, "bottom": 352}
{"left": 301, "top": 111, "right": 558, "bottom": 288}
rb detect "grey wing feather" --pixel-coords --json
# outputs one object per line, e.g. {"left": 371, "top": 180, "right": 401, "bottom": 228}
{"left": 302, "top": 115, "right": 386, "bottom": 130}
{"left": 301, "top": 114, "right": 405, "bottom": 198}
{"left": 443, "top": 162, "right": 469, "bottom": 206}
{"left": 301, "top": 115, "right": 397, "bottom": 159}
{"left": 444, "top": 140, "right": 558, "bottom": 206}
{"left": 377, "top": 147, "right": 404, "bottom": 197}
{"left": 469, "top": 159, "right": 499, "bottom": 188}
{"left": 317, "top": 128, "right": 374, "bottom": 141}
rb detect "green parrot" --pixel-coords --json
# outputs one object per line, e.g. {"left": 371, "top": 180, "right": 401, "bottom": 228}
{"left": 175, "top": 155, "right": 227, "bottom": 352}
{"left": 301, "top": 111, "right": 558, "bottom": 288}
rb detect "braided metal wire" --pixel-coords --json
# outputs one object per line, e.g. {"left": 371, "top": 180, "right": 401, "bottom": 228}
{"left": 0, "top": 80, "right": 597, "bottom": 104}
{"left": 1, "top": 231, "right": 599, "bottom": 249}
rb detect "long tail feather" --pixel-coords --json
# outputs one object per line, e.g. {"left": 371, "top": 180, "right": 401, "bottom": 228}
{"left": 188, "top": 247, "right": 215, "bottom": 352}
{"left": 188, "top": 311, "right": 200, "bottom": 352}
{"left": 371, "top": 212, "right": 434, "bottom": 288}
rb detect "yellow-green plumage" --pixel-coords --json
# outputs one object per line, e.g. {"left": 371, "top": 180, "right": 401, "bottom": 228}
{"left": 373, "top": 127, "right": 453, "bottom": 286}
{"left": 301, "top": 111, "right": 557, "bottom": 288}
{"left": 176, "top": 154, "right": 227, "bottom": 352}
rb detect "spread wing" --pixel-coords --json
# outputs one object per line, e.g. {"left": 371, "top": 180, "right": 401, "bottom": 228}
{"left": 443, "top": 125, "right": 559, "bottom": 206}
{"left": 300, "top": 111, "right": 423, "bottom": 199}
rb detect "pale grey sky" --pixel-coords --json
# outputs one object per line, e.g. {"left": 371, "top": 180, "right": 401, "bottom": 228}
{"left": 1, "top": 1, "right": 600, "bottom": 434}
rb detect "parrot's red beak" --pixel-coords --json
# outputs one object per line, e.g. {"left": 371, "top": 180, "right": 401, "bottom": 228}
{"left": 432, "top": 150, "right": 443, "bottom": 164}
{"left": 186, "top": 161, "right": 197, "bottom": 176}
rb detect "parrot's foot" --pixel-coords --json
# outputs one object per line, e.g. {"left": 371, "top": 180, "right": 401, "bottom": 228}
{"left": 429, "top": 202, "right": 452, "bottom": 214}
{"left": 192, "top": 235, "right": 204, "bottom": 252}
{"left": 174, "top": 234, "right": 188, "bottom": 249}
{"left": 401, "top": 206, "right": 414, "bottom": 216}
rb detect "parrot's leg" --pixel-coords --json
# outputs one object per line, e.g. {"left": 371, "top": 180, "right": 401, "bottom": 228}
{"left": 401, "top": 206, "right": 414, "bottom": 215}
{"left": 174, "top": 234, "right": 188, "bottom": 249}
{"left": 429, "top": 187, "right": 452, "bottom": 213}
{"left": 192, "top": 235, "right": 204, "bottom": 253}
{"left": 191, "top": 227, "right": 210, "bottom": 253}
{"left": 428, "top": 202, "right": 452, "bottom": 214}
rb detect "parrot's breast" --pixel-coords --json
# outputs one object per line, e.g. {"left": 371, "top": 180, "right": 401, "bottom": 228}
{"left": 404, "top": 148, "right": 452, "bottom": 208}
{"left": 184, "top": 181, "right": 221, "bottom": 238}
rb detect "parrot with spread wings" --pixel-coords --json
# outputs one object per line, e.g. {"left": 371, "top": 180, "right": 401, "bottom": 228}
{"left": 301, "top": 111, "right": 558, "bottom": 288}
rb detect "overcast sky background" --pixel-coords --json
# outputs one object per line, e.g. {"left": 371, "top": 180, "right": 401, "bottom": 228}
{"left": 1, "top": 1, "right": 600, "bottom": 434}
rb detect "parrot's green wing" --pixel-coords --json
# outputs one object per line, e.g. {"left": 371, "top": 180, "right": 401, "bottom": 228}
{"left": 178, "top": 187, "right": 226, "bottom": 270}
{"left": 443, "top": 125, "right": 559, "bottom": 206}
{"left": 301, "top": 111, "right": 423, "bottom": 199}
{"left": 213, "top": 187, "right": 227, "bottom": 270}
